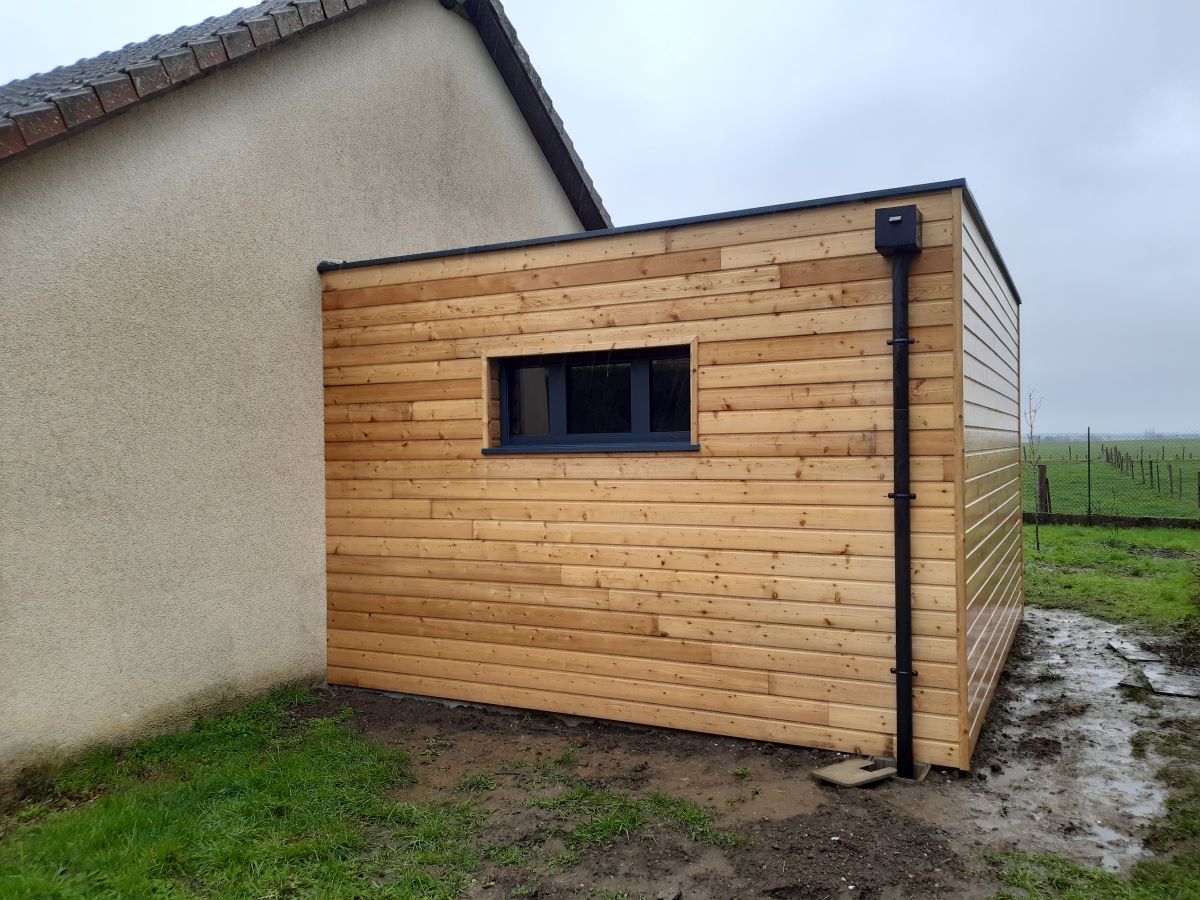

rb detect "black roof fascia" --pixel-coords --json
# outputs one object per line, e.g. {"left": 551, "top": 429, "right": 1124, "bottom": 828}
{"left": 318, "top": 177, "right": 1022, "bottom": 305}
{"left": 464, "top": 0, "right": 610, "bottom": 230}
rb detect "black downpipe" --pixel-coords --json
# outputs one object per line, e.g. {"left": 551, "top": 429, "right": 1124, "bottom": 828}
{"left": 875, "top": 206, "right": 922, "bottom": 780}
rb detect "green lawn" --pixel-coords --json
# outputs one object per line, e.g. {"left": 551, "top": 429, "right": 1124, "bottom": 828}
{"left": 1023, "top": 524, "right": 1200, "bottom": 628}
{"left": 0, "top": 690, "right": 481, "bottom": 899}
{"left": 0, "top": 692, "right": 736, "bottom": 899}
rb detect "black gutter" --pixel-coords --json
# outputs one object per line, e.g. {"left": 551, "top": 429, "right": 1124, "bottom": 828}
{"left": 875, "top": 205, "right": 922, "bottom": 781}
{"left": 318, "top": 177, "right": 1021, "bottom": 307}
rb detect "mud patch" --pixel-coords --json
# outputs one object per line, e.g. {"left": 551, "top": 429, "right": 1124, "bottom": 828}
{"left": 1016, "top": 737, "right": 1063, "bottom": 759}
{"left": 306, "top": 608, "right": 1186, "bottom": 893}
{"left": 728, "top": 798, "right": 966, "bottom": 899}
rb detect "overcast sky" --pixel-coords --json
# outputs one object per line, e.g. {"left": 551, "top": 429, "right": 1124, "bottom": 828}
{"left": 3, "top": 0, "right": 1198, "bottom": 433}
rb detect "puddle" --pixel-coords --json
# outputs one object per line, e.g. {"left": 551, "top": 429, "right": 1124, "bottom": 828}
{"left": 924, "top": 607, "right": 1178, "bottom": 871}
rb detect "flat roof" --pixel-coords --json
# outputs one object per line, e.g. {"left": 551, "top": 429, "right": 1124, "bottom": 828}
{"left": 319, "top": 177, "right": 1021, "bottom": 304}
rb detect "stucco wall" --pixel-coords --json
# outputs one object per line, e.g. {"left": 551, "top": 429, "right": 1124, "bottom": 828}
{"left": 0, "top": 0, "right": 583, "bottom": 776}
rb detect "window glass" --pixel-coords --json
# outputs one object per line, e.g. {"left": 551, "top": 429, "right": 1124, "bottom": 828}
{"left": 650, "top": 355, "right": 690, "bottom": 433}
{"left": 567, "top": 360, "right": 631, "bottom": 434}
{"left": 498, "top": 345, "right": 693, "bottom": 450}
{"left": 510, "top": 365, "right": 550, "bottom": 436}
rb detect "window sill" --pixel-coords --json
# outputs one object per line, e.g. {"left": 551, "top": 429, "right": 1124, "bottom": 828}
{"left": 482, "top": 443, "right": 700, "bottom": 455}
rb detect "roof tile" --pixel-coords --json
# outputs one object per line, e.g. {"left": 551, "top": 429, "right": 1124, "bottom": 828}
{"left": 89, "top": 74, "right": 139, "bottom": 113}
{"left": 49, "top": 89, "right": 105, "bottom": 128}
{"left": 242, "top": 16, "right": 282, "bottom": 46}
{"left": 10, "top": 103, "right": 67, "bottom": 145}
{"left": 157, "top": 49, "right": 201, "bottom": 83}
{"left": 187, "top": 37, "right": 229, "bottom": 70}
{"left": 124, "top": 61, "right": 171, "bottom": 97}
{"left": 291, "top": 1, "right": 326, "bottom": 28}
{"left": 269, "top": 7, "right": 305, "bottom": 38}
{"left": 0, "top": 118, "right": 28, "bottom": 158}
{"left": 217, "top": 27, "right": 256, "bottom": 59}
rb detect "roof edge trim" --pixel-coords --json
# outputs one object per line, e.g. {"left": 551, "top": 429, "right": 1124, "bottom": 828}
{"left": 319, "top": 177, "right": 1020, "bottom": 304}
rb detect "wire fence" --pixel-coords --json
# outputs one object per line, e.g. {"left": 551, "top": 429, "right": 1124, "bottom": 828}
{"left": 1022, "top": 431, "right": 1200, "bottom": 524}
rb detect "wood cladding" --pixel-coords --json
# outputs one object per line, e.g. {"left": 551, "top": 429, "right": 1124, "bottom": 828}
{"left": 321, "top": 186, "right": 1020, "bottom": 770}
{"left": 958, "top": 198, "right": 1023, "bottom": 762}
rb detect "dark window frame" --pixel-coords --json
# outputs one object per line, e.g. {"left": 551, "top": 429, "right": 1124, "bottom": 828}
{"left": 485, "top": 345, "right": 699, "bottom": 455}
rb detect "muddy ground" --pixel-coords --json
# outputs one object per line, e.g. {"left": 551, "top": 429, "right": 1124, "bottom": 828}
{"left": 311, "top": 607, "right": 1195, "bottom": 899}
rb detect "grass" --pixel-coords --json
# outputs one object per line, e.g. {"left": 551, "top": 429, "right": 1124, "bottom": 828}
{"left": 1023, "top": 525, "right": 1200, "bottom": 629}
{"left": 528, "top": 785, "right": 740, "bottom": 850}
{"left": 1021, "top": 439, "right": 1200, "bottom": 520}
{"left": 997, "top": 525, "right": 1200, "bottom": 898}
{"left": 0, "top": 687, "right": 481, "bottom": 899}
{"left": 1, "top": 698, "right": 734, "bottom": 898}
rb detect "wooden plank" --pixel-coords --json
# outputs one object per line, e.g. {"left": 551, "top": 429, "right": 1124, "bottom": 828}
{"left": 323, "top": 248, "right": 722, "bottom": 311}
{"left": 698, "top": 430, "right": 956, "bottom": 458}
{"left": 326, "top": 455, "right": 950, "bottom": 483}
{"left": 700, "top": 403, "right": 956, "bottom": 435}
{"left": 665, "top": 193, "right": 956, "bottom": 252}
{"left": 468, "top": 519, "right": 956, "bottom": 560}
{"left": 698, "top": 377, "right": 954, "bottom": 413}
{"left": 779, "top": 246, "right": 953, "bottom": 288}
{"left": 324, "top": 294, "right": 951, "bottom": 353}
{"left": 324, "top": 378, "right": 479, "bottom": 406}
{"left": 322, "top": 267, "right": 780, "bottom": 330}
{"left": 698, "top": 324, "right": 954, "bottom": 367}
{"left": 367, "top": 477, "right": 957, "bottom": 508}
{"left": 327, "top": 609, "right": 960, "bottom": 689}
{"left": 325, "top": 420, "right": 480, "bottom": 442}
{"left": 721, "top": 220, "right": 952, "bottom": 269}
{"left": 700, "top": 349, "right": 953, "bottom": 389}
{"left": 326, "top": 574, "right": 954, "bottom": 632}
{"left": 329, "top": 626, "right": 769, "bottom": 693}
{"left": 329, "top": 591, "right": 660, "bottom": 637}
{"left": 328, "top": 555, "right": 957, "bottom": 610}
{"left": 326, "top": 664, "right": 961, "bottom": 766}
{"left": 326, "top": 536, "right": 958, "bottom": 586}
{"left": 320, "top": 231, "right": 669, "bottom": 292}
{"left": 421, "top": 498, "right": 956, "bottom": 534}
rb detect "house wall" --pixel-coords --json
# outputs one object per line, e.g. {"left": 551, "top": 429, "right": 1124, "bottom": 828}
{"left": 0, "top": 0, "right": 582, "bottom": 776}
{"left": 958, "top": 198, "right": 1023, "bottom": 757}
{"left": 320, "top": 188, "right": 968, "bottom": 767}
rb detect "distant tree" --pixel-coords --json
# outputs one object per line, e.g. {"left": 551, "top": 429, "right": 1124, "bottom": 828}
{"left": 1024, "top": 390, "right": 1044, "bottom": 551}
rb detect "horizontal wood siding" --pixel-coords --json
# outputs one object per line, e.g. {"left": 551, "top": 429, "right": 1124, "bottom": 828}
{"left": 321, "top": 189, "right": 964, "bottom": 766}
{"left": 959, "top": 198, "right": 1022, "bottom": 761}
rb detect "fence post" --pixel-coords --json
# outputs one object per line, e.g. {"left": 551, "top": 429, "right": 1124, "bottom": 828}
{"left": 1196, "top": 470, "right": 1199, "bottom": 509}
{"left": 1086, "top": 427, "right": 1092, "bottom": 523}
{"left": 1140, "top": 459, "right": 1145, "bottom": 483}
{"left": 1169, "top": 464, "right": 1175, "bottom": 498}
{"left": 1037, "top": 464, "right": 1051, "bottom": 514}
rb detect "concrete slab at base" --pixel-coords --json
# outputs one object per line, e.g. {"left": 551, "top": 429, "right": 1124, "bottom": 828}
{"left": 813, "top": 758, "right": 897, "bottom": 787}
{"left": 872, "top": 757, "right": 932, "bottom": 782}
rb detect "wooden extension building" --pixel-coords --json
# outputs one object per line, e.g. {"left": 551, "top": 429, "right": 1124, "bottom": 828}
{"left": 319, "top": 179, "right": 1022, "bottom": 771}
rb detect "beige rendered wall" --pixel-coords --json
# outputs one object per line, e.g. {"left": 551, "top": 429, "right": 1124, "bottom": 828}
{"left": 0, "top": 0, "right": 582, "bottom": 776}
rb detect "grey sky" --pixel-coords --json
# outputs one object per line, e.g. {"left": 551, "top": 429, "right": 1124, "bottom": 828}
{"left": 3, "top": 0, "right": 1198, "bottom": 433}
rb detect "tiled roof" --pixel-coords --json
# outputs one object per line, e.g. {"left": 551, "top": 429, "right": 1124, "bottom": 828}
{"left": 0, "top": 0, "right": 609, "bottom": 229}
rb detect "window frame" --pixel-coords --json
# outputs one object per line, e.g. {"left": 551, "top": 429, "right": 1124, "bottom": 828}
{"left": 482, "top": 340, "right": 699, "bottom": 455}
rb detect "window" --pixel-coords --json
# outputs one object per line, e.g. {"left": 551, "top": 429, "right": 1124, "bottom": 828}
{"left": 487, "top": 345, "right": 697, "bottom": 454}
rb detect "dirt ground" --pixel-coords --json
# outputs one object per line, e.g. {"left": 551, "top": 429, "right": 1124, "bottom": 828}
{"left": 310, "top": 607, "right": 1194, "bottom": 899}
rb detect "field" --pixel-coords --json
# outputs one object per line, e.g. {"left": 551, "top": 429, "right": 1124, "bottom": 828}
{"left": 1022, "top": 436, "right": 1200, "bottom": 520}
